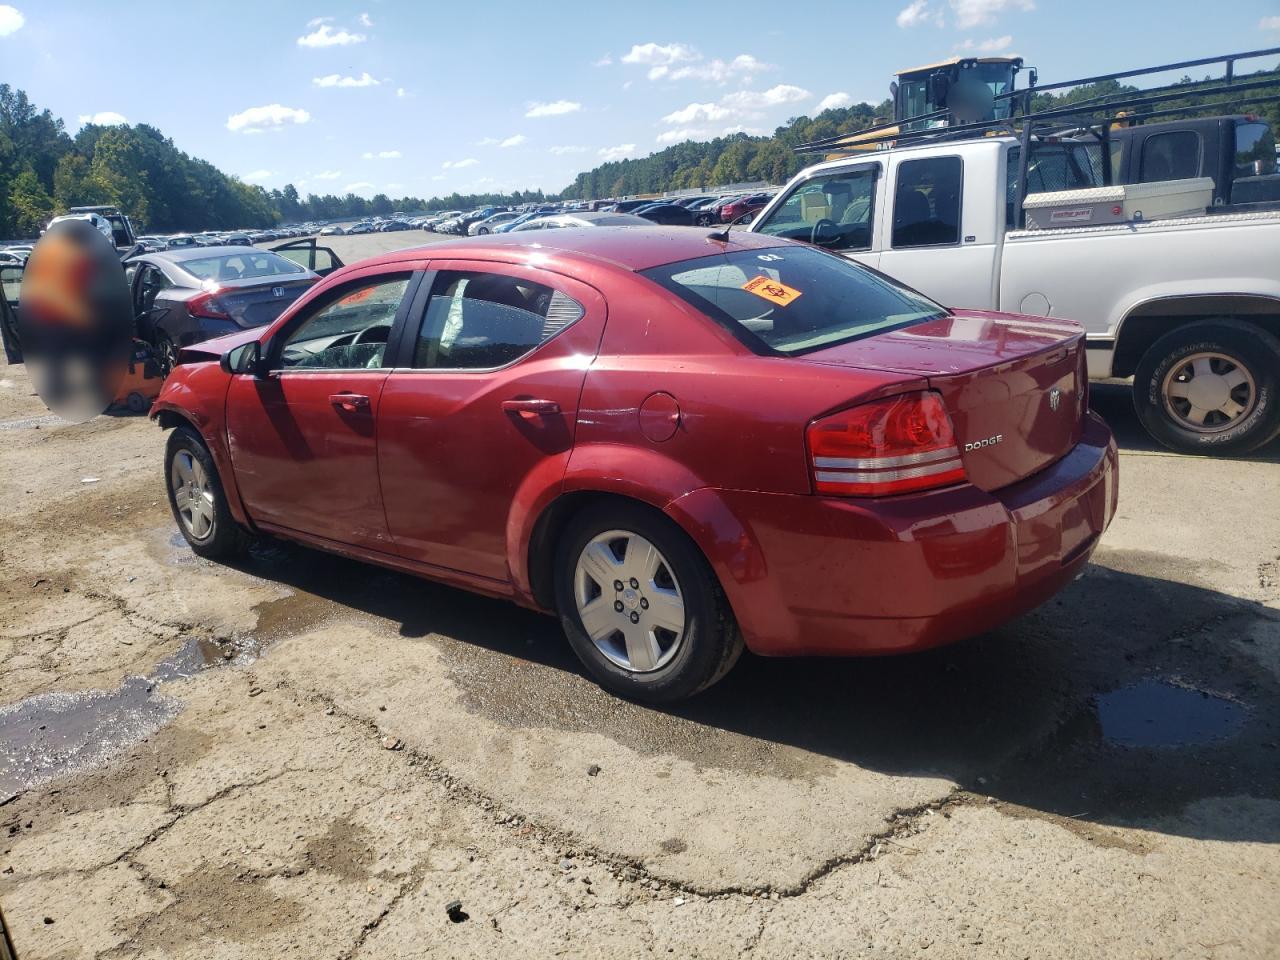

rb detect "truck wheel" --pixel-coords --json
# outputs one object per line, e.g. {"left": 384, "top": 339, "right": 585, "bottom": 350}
{"left": 1133, "top": 319, "right": 1280, "bottom": 455}
{"left": 554, "top": 502, "right": 743, "bottom": 702}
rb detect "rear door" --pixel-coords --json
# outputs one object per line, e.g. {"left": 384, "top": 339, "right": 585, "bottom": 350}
{"left": 875, "top": 154, "right": 999, "bottom": 311}
{"left": 272, "top": 238, "right": 344, "bottom": 277}
{"left": 377, "top": 261, "right": 607, "bottom": 580}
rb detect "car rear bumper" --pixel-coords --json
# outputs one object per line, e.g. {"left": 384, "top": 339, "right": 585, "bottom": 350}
{"left": 668, "top": 412, "right": 1118, "bottom": 657}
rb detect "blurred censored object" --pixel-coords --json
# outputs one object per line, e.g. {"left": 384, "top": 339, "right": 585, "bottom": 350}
{"left": 18, "top": 218, "right": 134, "bottom": 422}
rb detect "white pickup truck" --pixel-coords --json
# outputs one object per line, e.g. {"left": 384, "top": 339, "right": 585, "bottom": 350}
{"left": 747, "top": 135, "right": 1280, "bottom": 455}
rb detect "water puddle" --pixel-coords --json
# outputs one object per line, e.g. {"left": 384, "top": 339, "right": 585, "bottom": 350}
{"left": 0, "top": 635, "right": 247, "bottom": 802}
{"left": 1096, "top": 679, "right": 1245, "bottom": 748}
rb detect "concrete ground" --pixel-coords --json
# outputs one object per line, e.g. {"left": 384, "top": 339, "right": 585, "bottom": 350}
{"left": 1, "top": 231, "right": 1278, "bottom": 958}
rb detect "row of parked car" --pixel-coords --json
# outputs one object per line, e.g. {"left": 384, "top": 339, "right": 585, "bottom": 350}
{"left": 130, "top": 224, "right": 321, "bottom": 253}
{"left": 415, "top": 191, "right": 779, "bottom": 238}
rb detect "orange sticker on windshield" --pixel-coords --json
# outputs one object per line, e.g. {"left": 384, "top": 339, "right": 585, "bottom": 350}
{"left": 337, "top": 286, "right": 376, "bottom": 306}
{"left": 742, "top": 275, "right": 801, "bottom": 306}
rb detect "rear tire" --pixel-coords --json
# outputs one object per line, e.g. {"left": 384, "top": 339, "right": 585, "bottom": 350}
{"left": 165, "top": 426, "right": 245, "bottom": 560}
{"left": 554, "top": 502, "right": 743, "bottom": 703}
{"left": 1133, "top": 319, "right": 1280, "bottom": 455}
{"left": 156, "top": 334, "right": 178, "bottom": 377}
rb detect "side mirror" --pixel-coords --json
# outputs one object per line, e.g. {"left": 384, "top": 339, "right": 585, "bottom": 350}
{"left": 220, "top": 340, "right": 262, "bottom": 376}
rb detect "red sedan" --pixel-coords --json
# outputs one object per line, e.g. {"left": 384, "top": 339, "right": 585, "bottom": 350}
{"left": 152, "top": 228, "right": 1117, "bottom": 701}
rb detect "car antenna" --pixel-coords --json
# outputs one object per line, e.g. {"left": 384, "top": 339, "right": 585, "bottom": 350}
{"left": 707, "top": 225, "right": 732, "bottom": 242}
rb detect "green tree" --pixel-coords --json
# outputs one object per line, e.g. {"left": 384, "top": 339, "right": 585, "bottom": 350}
{"left": 8, "top": 165, "right": 54, "bottom": 235}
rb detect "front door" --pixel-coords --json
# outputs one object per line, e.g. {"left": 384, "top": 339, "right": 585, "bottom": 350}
{"left": 225, "top": 269, "right": 419, "bottom": 550}
{"left": 378, "top": 262, "right": 606, "bottom": 580}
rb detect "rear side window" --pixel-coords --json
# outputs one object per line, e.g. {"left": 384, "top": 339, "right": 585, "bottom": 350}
{"left": 754, "top": 166, "right": 878, "bottom": 252}
{"left": 644, "top": 245, "right": 945, "bottom": 356}
{"left": 412, "top": 271, "right": 583, "bottom": 369}
{"left": 1140, "top": 131, "right": 1201, "bottom": 182}
{"left": 892, "top": 156, "right": 961, "bottom": 248}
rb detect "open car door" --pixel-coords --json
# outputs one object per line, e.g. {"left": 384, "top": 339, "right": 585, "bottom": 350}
{"left": 1, "top": 262, "right": 23, "bottom": 364}
{"left": 271, "top": 237, "right": 344, "bottom": 277}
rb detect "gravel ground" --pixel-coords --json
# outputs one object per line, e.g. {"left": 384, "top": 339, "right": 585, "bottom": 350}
{"left": 1, "top": 232, "right": 1278, "bottom": 958}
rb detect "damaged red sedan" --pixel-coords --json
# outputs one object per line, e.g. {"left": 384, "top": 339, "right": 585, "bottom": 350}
{"left": 152, "top": 228, "right": 1118, "bottom": 701}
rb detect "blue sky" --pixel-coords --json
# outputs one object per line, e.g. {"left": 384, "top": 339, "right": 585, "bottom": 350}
{"left": 2, "top": 0, "right": 1278, "bottom": 197}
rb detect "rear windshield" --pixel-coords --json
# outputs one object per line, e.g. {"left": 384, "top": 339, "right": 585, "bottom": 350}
{"left": 177, "top": 251, "right": 306, "bottom": 282}
{"left": 643, "top": 245, "right": 946, "bottom": 355}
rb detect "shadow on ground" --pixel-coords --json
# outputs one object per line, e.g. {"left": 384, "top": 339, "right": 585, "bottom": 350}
{"left": 221, "top": 522, "right": 1280, "bottom": 848}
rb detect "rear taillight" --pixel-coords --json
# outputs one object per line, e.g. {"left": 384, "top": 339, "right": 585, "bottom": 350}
{"left": 806, "top": 392, "right": 967, "bottom": 497}
{"left": 187, "top": 290, "right": 229, "bottom": 319}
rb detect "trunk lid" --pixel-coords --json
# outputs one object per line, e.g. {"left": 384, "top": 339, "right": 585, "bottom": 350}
{"left": 211, "top": 277, "right": 316, "bottom": 329}
{"left": 800, "top": 310, "right": 1087, "bottom": 492}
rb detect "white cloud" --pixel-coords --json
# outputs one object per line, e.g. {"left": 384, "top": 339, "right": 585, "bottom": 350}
{"left": 663, "top": 101, "right": 731, "bottom": 125}
{"left": 666, "top": 54, "right": 771, "bottom": 85}
{"left": 549, "top": 145, "right": 588, "bottom": 155}
{"left": 384, "top": 182, "right": 404, "bottom": 190}
{"left": 597, "top": 143, "right": 635, "bottom": 161}
{"left": 313, "top": 72, "right": 379, "bottom": 88}
{"left": 226, "top": 104, "right": 311, "bottom": 133}
{"left": 313, "top": 170, "right": 342, "bottom": 180}
{"left": 525, "top": 99, "right": 582, "bottom": 118}
{"left": 594, "top": 53, "right": 613, "bottom": 66}
{"left": 0, "top": 4, "right": 23, "bottom": 36}
{"left": 431, "top": 174, "right": 446, "bottom": 181}
{"left": 77, "top": 111, "right": 127, "bottom": 126}
{"left": 358, "top": 12, "right": 373, "bottom": 26}
{"left": 663, "top": 83, "right": 810, "bottom": 127}
{"left": 242, "top": 169, "right": 273, "bottom": 182}
{"left": 949, "top": 0, "right": 1034, "bottom": 29}
{"left": 362, "top": 150, "right": 401, "bottom": 159}
{"left": 896, "top": 0, "right": 941, "bottom": 27}
{"left": 500, "top": 134, "right": 527, "bottom": 148}
{"left": 816, "top": 92, "right": 854, "bottom": 112}
{"left": 442, "top": 158, "right": 479, "bottom": 169}
{"left": 343, "top": 181, "right": 375, "bottom": 193}
{"left": 621, "top": 42, "right": 697, "bottom": 67}
{"left": 396, "top": 87, "right": 408, "bottom": 98}
{"left": 1261, "top": 15, "right": 1280, "bottom": 30}
{"left": 307, "top": 16, "right": 333, "bottom": 27}
{"left": 656, "top": 127, "right": 708, "bottom": 145}
{"left": 297, "top": 23, "right": 366, "bottom": 47}
{"left": 955, "top": 34, "right": 1013, "bottom": 52}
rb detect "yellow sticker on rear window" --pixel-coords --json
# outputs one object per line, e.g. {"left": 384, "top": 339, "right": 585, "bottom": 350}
{"left": 742, "top": 275, "right": 802, "bottom": 306}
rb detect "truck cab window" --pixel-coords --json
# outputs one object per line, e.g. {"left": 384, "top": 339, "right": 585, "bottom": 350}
{"left": 892, "top": 156, "right": 961, "bottom": 248}
{"left": 1140, "top": 131, "right": 1201, "bottom": 182}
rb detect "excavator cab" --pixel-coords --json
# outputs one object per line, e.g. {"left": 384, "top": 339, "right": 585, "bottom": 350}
{"left": 893, "top": 57, "right": 1027, "bottom": 130}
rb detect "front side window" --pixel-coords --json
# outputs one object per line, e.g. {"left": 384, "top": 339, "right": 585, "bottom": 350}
{"left": 1140, "top": 131, "right": 1201, "bottom": 183}
{"left": 412, "top": 271, "right": 583, "bottom": 370}
{"left": 754, "top": 166, "right": 878, "bottom": 252}
{"left": 644, "top": 245, "right": 946, "bottom": 356}
{"left": 280, "top": 274, "right": 410, "bottom": 370}
{"left": 1234, "top": 122, "right": 1277, "bottom": 179}
{"left": 892, "top": 156, "right": 961, "bottom": 248}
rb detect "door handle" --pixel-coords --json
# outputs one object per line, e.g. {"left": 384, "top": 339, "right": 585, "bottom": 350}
{"left": 329, "top": 393, "right": 370, "bottom": 412}
{"left": 501, "top": 398, "right": 561, "bottom": 418}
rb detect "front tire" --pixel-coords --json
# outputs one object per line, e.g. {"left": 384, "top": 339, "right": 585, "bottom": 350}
{"left": 1133, "top": 319, "right": 1280, "bottom": 455}
{"left": 554, "top": 502, "right": 743, "bottom": 702}
{"left": 165, "top": 426, "right": 244, "bottom": 560}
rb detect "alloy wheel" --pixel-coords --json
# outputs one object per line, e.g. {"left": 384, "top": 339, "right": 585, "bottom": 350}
{"left": 170, "top": 450, "right": 215, "bottom": 540}
{"left": 1160, "top": 351, "right": 1257, "bottom": 433}
{"left": 573, "top": 530, "right": 686, "bottom": 673}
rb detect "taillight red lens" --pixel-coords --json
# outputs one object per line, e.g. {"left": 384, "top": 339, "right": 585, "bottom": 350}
{"left": 807, "top": 392, "right": 967, "bottom": 497}
{"left": 187, "top": 290, "right": 229, "bottom": 319}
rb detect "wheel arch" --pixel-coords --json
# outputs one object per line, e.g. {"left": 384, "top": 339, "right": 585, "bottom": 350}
{"left": 1112, "top": 292, "right": 1280, "bottom": 379}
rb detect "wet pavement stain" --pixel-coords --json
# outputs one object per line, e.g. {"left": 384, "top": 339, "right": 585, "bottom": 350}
{"left": 1096, "top": 680, "right": 1245, "bottom": 748}
{"left": 0, "top": 635, "right": 241, "bottom": 801}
